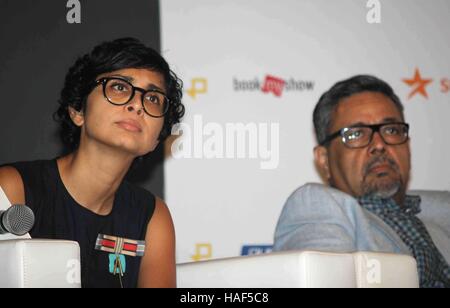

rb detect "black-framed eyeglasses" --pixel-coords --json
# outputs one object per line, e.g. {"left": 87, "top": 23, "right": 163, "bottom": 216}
{"left": 93, "top": 77, "right": 170, "bottom": 118}
{"left": 320, "top": 122, "right": 410, "bottom": 148}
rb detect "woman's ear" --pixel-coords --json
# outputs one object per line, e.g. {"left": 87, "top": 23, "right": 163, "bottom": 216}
{"left": 314, "top": 145, "right": 331, "bottom": 183}
{"left": 68, "top": 106, "right": 84, "bottom": 127}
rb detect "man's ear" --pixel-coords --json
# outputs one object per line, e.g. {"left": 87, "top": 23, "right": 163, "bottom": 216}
{"left": 68, "top": 106, "right": 84, "bottom": 127}
{"left": 314, "top": 145, "right": 331, "bottom": 183}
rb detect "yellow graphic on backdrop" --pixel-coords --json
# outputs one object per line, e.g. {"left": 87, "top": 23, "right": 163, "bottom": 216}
{"left": 191, "top": 243, "right": 212, "bottom": 261}
{"left": 187, "top": 78, "right": 208, "bottom": 99}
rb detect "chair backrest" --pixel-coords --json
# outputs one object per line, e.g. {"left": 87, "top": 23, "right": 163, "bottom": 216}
{"left": 177, "top": 250, "right": 419, "bottom": 288}
{"left": 410, "top": 190, "right": 450, "bottom": 230}
{"left": 0, "top": 239, "right": 81, "bottom": 288}
{"left": 409, "top": 189, "right": 450, "bottom": 264}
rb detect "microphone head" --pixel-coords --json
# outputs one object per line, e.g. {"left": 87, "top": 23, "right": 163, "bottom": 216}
{"left": 1, "top": 205, "right": 35, "bottom": 236}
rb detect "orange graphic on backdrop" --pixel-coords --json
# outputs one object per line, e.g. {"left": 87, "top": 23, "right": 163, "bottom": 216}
{"left": 403, "top": 68, "right": 433, "bottom": 99}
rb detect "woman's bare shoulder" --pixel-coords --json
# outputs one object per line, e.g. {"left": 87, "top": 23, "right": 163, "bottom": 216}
{"left": 0, "top": 166, "right": 25, "bottom": 204}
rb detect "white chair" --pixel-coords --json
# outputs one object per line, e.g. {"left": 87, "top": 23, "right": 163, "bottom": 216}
{"left": 177, "top": 250, "right": 419, "bottom": 288}
{"left": 0, "top": 239, "right": 81, "bottom": 288}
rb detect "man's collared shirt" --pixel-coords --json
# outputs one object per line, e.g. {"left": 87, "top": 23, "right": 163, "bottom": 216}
{"left": 358, "top": 195, "right": 450, "bottom": 288}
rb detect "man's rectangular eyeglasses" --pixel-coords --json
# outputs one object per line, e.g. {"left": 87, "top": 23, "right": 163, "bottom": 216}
{"left": 320, "top": 122, "right": 410, "bottom": 148}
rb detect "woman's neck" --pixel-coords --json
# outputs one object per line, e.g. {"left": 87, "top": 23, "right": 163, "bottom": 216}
{"left": 57, "top": 144, "right": 135, "bottom": 215}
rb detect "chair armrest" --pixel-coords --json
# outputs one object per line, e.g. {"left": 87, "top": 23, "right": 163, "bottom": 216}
{"left": 176, "top": 250, "right": 419, "bottom": 288}
{"left": 0, "top": 239, "right": 81, "bottom": 288}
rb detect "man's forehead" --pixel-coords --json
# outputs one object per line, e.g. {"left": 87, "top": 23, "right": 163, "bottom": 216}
{"left": 332, "top": 92, "right": 404, "bottom": 128}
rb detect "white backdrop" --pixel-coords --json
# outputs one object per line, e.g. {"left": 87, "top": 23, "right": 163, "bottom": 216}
{"left": 161, "top": 0, "right": 450, "bottom": 263}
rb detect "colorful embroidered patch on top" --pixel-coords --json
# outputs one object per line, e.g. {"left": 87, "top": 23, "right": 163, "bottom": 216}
{"left": 95, "top": 234, "right": 146, "bottom": 257}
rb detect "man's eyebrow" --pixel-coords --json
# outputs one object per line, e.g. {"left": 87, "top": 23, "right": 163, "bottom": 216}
{"left": 347, "top": 121, "right": 367, "bottom": 127}
{"left": 382, "top": 117, "right": 402, "bottom": 123}
{"left": 346, "top": 118, "right": 403, "bottom": 128}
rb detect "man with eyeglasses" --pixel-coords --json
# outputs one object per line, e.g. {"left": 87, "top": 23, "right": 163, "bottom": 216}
{"left": 274, "top": 75, "right": 449, "bottom": 288}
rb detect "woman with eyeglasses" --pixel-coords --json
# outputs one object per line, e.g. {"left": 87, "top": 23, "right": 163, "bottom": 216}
{"left": 0, "top": 38, "right": 184, "bottom": 288}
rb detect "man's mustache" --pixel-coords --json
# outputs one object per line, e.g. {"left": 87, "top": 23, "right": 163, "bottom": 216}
{"left": 363, "top": 155, "right": 399, "bottom": 176}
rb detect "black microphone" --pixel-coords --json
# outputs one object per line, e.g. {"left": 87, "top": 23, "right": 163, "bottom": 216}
{"left": 0, "top": 205, "right": 35, "bottom": 236}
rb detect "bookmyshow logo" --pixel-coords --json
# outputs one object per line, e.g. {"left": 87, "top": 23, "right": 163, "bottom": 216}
{"left": 233, "top": 75, "right": 315, "bottom": 97}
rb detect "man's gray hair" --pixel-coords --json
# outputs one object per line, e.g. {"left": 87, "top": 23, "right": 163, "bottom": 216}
{"left": 313, "top": 75, "right": 405, "bottom": 145}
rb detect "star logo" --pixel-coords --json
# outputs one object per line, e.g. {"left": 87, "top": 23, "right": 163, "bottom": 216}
{"left": 403, "top": 68, "right": 433, "bottom": 99}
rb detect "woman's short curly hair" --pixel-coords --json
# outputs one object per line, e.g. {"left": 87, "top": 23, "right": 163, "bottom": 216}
{"left": 53, "top": 37, "right": 184, "bottom": 154}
